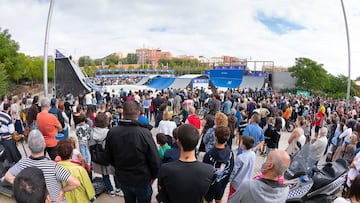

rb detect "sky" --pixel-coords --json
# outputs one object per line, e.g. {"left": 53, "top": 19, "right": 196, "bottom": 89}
{"left": 1, "top": 0, "right": 360, "bottom": 79}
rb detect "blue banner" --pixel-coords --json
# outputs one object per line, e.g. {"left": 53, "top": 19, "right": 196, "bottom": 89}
{"left": 210, "top": 70, "right": 244, "bottom": 79}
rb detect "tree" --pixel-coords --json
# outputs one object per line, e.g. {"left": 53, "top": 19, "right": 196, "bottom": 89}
{"left": 127, "top": 53, "right": 138, "bottom": 64}
{"left": 288, "top": 57, "right": 329, "bottom": 91}
{"left": 78, "top": 56, "right": 93, "bottom": 67}
{"left": 0, "top": 64, "right": 9, "bottom": 96}
{"left": 0, "top": 28, "right": 21, "bottom": 82}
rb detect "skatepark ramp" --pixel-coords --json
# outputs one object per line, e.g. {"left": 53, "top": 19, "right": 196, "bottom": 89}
{"left": 55, "top": 52, "right": 100, "bottom": 97}
{"left": 147, "top": 77, "right": 175, "bottom": 90}
{"left": 239, "top": 76, "right": 265, "bottom": 89}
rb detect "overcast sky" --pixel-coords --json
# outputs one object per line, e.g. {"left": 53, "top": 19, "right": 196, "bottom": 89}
{"left": 1, "top": 0, "right": 360, "bottom": 79}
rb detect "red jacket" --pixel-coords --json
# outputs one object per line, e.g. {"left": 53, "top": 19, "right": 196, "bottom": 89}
{"left": 187, "top": 114, "right": 201, "bottom": 129}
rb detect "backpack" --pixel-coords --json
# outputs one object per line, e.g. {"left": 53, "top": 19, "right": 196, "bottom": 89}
{"left": 89, "top": 140, "right": 109, "bottom": 166}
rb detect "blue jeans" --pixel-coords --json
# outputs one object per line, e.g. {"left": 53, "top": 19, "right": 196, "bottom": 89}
{"left": 79, "top": 144, "right": 91, "bottom": 164}
{"left": 120, "top": 183, "right": 152, "bottom": 203}
{"left": 103, "top": 175, "right": 121, "bottom": 192}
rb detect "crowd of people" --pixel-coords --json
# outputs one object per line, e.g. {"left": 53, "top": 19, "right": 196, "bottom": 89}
{"left": 1, "top": 85, "right": 360, "bottom": 202}
{"left": 93, "top": 76, "right": 144, "bottom": 86}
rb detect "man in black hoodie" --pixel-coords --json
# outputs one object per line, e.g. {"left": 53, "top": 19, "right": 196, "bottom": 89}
{"left": 104, "top": 101, "right": 160, "bottom": 203}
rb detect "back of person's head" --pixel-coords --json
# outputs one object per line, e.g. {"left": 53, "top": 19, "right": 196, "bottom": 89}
{"left": 267, "top": 117, "right": 274, "bottom": 125}
{"left": 177, "top": 124, "right": 200, "bottom": 151}
{"left": 214, "top": 112, "right": 228, "bottom": 127}
{"left": 214, "top": 126, "right": 230, "bottom": 144}
{"left": 348, "top": 174, "right": 360, "bottom": 200}
{"left": 13, "top": 167, "right": 49, "bottom": 203}
{"left": 95, "top": 112, "right": 109, "bottom": 128}
{"left": 68, "top": 137, "right": 77, "bottom": 149}
{"left": 57, "top": 139, "right": 73, "bottom": 160}
{"left": 28, "top": 130, "right": 45, "bottom": 154}
{"left": 2, "top": 102, "right": 10, "bottom": 111}
{"left": 123, "top": 100, "right": 140, "bottom": 120}
{"left": 251, "top": 113, "right": 261, "bottom": 124}
{"left": 156, "top": 133, "right": 168, "bottom": 145}
{"left": 78, "top": 112, "right": 86, "bottom": 123}
{"left": 274, "top": 117, "right": 283, "bottom": 131}
{"left": 242, "top": 136, "right": 254, "bottom": 150}
{"left": 58, "top": 101, "right": 65, "bottom": 112}
{"left": 319, "top": 127, "right": 328, "bottom": 137}
{"left": 40, "top": 97, "right": 50, "bottom": 108}
{"left": 172, "top": 127, "right": 179, "bottom": 140}
{"left": 163, "top": 110, "right": 173, "bottom": 121}
{"left": 267, "top": 150, "right": 291, "bottom": 178}
{"left": 159, "top": 103, "right": 167, "bottom": 111}
{"left": 297, "top": 116, "right": 305, "bottom": 126}
{"left": 32, "top": 96, "right": 39, "bottom": 105}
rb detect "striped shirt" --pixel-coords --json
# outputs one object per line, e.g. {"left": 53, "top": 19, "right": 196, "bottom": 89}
{"left": 9, "top": 157, "right": 71, "bottom": 203}
{"left": 0, "top": 111, "right": 14, "bottom": 138}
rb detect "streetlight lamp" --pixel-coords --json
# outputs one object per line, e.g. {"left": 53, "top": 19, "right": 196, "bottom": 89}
{"left": 340, "top": 0, "right": 351, "bottom": 111}
{"left": 43, "top": 0, "right": 55, "bottom": 97}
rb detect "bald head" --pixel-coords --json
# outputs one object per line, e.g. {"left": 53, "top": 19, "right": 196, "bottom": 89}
{"left": 263, "top": 149, "right": 291, "bottom": 179}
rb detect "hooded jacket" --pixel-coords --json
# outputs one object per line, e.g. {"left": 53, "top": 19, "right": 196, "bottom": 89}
{"left": 228, "top": 178, "right": 289, "bottom": 203}
{"left": 104, "top": 119, "right": 160, "bottom": 187}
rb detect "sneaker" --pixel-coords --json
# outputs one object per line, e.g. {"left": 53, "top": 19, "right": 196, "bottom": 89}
{"left": 109, "top": 191, "right": 115, "bottom": 197}
{"left": 115, "top": 189, "right": 124, "bottom": 197}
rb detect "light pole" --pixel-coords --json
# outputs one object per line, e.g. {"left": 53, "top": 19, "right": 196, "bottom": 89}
{"left": 43, "top": 0, "right": 55, "bottom": 97}
{"left": 340, "top": 0, "right": 351, "bottom": 111}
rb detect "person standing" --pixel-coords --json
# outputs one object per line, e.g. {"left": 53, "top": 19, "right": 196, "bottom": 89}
{"left": 0, "top": 103, "right": 21, "bottom": 164}
{"left": 26, "top": 95, "right": 39, "bottom": 130}
{"left": 37, "top": 98, "right": 62, "bottom": 160}
{"left": 157, "top": 124, "right": 213, "bottom": 203}
{"left": 242, "top": 113, "right": 265, "bottom": 152}
{"left": 228, "top": 150, "right": 291, "bottom": 203}
{"left": 104, "top": 101, "right": 160, "bottom": 203}
{"left": 5, "top": 130, "right": 80, "bottom": 203}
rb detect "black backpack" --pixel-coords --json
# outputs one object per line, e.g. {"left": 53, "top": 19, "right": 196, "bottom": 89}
{"left": 89, "top": 140, "right": 109, "bottom": 166}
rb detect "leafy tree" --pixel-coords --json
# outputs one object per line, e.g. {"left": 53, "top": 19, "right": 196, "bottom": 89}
{"left": 0, "top": 28, "right": 21, "bottom": 82}
{"left": 127, "top": 53, "right": 138, "bottom": 64}
{"left": 288, "top": 57, "right": 329, "bottom": 91}
{"left": 0, "top": 65, "right": 9, "bottom": 96}
{"left": 78, "top": 56, "right": 93, "bottom": 67}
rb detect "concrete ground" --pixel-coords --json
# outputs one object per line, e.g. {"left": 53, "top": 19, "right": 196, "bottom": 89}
{"left": 0, "top": 125, "right": 295, "bottom": 203}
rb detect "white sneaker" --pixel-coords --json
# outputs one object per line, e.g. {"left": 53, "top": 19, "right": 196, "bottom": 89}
{"left": 109, "top": 190, "right": 115, "bottom": 197}
{"left": 115, "top": 189, "right": 124, "bottom": 197}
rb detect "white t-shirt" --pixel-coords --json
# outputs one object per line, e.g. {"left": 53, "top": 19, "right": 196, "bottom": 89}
{"left": 157, "top": 120, "right": 177, "bottom": 137}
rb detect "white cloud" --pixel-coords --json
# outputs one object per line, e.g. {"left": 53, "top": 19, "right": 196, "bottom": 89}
{"left": 0, "top": 0, "right": 360, "bottom": 79}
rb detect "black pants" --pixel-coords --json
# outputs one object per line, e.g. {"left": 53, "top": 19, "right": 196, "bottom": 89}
{"left": 0, "top": 139, "right": 21, "bottom": 164}
{"left": 45, "top": 146, "right": 57, "bottom": 160}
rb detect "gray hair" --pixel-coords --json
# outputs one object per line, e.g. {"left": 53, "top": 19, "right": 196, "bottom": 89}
{"left": 269, "top": 150, "right": 289, "bottom": 177}
{"left": 28, "top": 130, "right": 45, "bottom": 154}
{"left": 39, "top": 97, "right": 50, "bottom": 108}
{"left": 319, "top": 127, "right": 328, "bottom": 137}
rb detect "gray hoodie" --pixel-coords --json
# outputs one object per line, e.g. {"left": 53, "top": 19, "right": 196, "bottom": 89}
{"left": 229, "top": 178, "right": 289, "bottom": 203}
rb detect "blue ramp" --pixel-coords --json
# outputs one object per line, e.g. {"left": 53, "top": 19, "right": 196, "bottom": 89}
{"left": 210, "top": 70, "right": 243, "bottom": 88}
{"left": 147, "top": 77, "right": 175, "bottom": 90}
{"left": 211, "top": 79, "right": 242, "bottom": 88}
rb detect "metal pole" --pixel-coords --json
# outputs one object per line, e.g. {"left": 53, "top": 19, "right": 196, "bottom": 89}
{"left": 341, "top": 0, "right": 351, "bottom": 111}
{"left": 43, "top": 0, "right": 55, "bottom": 97}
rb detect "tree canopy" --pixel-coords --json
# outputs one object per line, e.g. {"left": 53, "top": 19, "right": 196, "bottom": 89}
{"left": 288, "top": 57, "right": 358, "bottom": 98}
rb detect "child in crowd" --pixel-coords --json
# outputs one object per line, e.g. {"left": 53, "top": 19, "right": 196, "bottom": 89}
{"left": 228, "top": 136, "right": 256, "bottom": 199}
{"left": 203, "top": 126, "right": 234, "bottom": 203}
{"left": 69, "top": 137, "right": 87, "bottom": 170}
{"left": 76, "top": 113, "right": 92, "bottom": 171}
{"left": 156, "top": 133, "right": 171, "bottom": 161}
